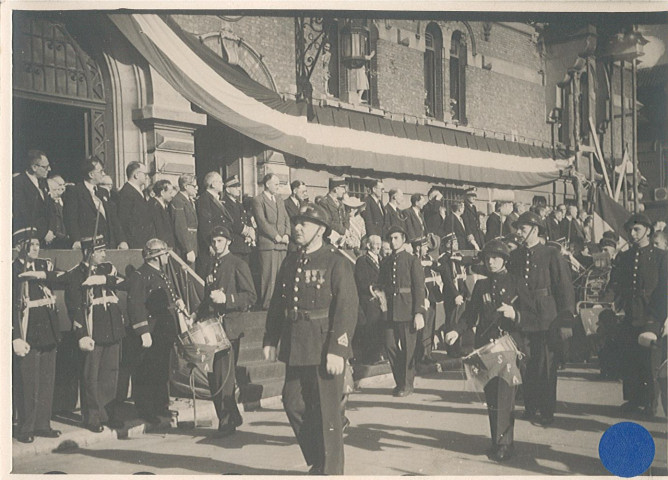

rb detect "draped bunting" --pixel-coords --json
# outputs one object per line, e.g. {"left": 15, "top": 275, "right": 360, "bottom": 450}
{"left": 108, "top": 13, "right": 572, "bottom": 188}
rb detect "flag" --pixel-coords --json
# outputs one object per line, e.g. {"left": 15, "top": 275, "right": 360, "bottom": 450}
{"left": 592, "top": 186, "right": 632, "bottom": 244}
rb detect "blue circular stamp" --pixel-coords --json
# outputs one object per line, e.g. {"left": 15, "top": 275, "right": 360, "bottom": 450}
{"left": 599, "top": 422, "right": 655, "bottom": 477}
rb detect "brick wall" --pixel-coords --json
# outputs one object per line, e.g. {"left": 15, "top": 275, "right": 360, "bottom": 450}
{"left": 375, "top": 39, "right": 425, "bottom": 117}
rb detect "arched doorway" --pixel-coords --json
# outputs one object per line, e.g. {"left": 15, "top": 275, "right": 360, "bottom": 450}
{"left": 12, "top": 12, "right": 115, "bottom": 183}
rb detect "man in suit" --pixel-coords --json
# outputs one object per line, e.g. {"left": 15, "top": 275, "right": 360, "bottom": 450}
{"left": 423, "top": 187, "right": 445, "bottom": 236}
{"left": 149, "top": 180, "right": 177, "bottom": 248}
{"left": 170, "top": 174, "right": 199, "bottom": 264}
{"left": 403, "top": 193, "right": 426, "bottom": 242}
{"left": 197, "top": 171, "right": 227, "bottom": 276}
{"left": 354, "top": 234, "right": 385, "bottom": 364}
{"left": 444, "top": 200, "right": 472, "bottom": 250}
{"left": 46, "top": 175, "right": 71, "bottom": 249}
{"left": 462, "top": 188, "right": 484, "bottom": 249}
{"left": 195, "top": 225, "right": 257, "bottom": 437}
{"left": 13, "top": 149, "right": 54, "bottom": 245}
{"left": 361, "top": 179, "right": 385, "bottom": 237}
{"left": 485, "top": 200, "right": 512, "bottom": 243}
{"left": 318, "top": 177, "right": 349, "bottom": 240}
{"left": 285, "top": 179, "right": 308, "bottom": 220}
{"left": 62, "top": 158, "right": 127, "bottom": 250}
{"left": 545, "top": 206, "right": 564, "bottom": 242}
{"left": 384, "top": 189, "right": 407, "bottom": 233}
{"left": 117, "top": 162, "right": 155, "bottom": 249}
{"left": 503, "top": 202, "right": 527, "bottom": 235}
{"left": 561, "top": 205, "right": 585, "bottom": 247}
{"left": 251, "top": 173, "right": 291, "bottom": 309}
{"left": 221, "top": 175, "right": 255, "bottom": 263}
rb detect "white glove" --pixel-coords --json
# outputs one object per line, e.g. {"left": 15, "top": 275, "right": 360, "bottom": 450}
{"left": 175, "top": 298, "right": 186, "bottom": 311}
{"left": 414, "top": 313, "right": 425, "bottom": 331}
{"left": 263, "top": 345, "right": 277, "bottom": 362}
{"left": 445, "top": 330, "right": 459, "bottom": 345}
{"left": 44, "top": 230, "right": 56, "bottom": 244}
{"left": 78, "top": 336, "right": 95, "bottom": 352}
{"left": 82, "top": 275, "right": 106, "bottom": 287}
{"left": 141, "top": 332, "right": 153, "bottom": 348}
{"left": 454, "top": 295, "right": 464, "bottom": 306}
{"left": 186, "top": 251, "right": 196, "bottom": 264}
{"left": 117, "top": 242, "right": 129, "bottom": 250}
{"left": 326, "top": 354, "right": 345, "bottom": 375}
{"left": 72, "top": 241, "right": 82, "bottom": 250}
{"left": 18, "top": 271, "right": 47, "bottom": 280}
{"left": 210, "top": 289, "right": 227, "bottom": 304}
{"left": 12, "top": 338, "right": 30, "bottom": 357}
{"left": 496, "top": 303, "right": 516, "bottom": 320}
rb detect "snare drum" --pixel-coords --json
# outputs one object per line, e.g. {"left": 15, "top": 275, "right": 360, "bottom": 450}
{"left": 178, "top": 317, "right": 231, "bottom": 352}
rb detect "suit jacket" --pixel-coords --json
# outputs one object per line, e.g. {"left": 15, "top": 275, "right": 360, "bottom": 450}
{"left": 62, "top": 182, "right": 124, "bottom": 247}
{"left": 462, "top": 202, "right": 484, "bottom": 248}
{"left": 443, "top": 213, "right": 471, "bottom": 249}
{"left": 561, "top": 217, "right": 585, "bottom": 245}
{"left": 423, "top": 199, "right": 444, "bottom": 236}
{"left": 284, "top": 196, "right": 302, "bottom": 220}
{"left": 504, "top": 211, "right": 519, "bottom": 234}
{"left": 384, "top": 203, "right": 406, "bottom": 233}
{"left": 485, "top": 212, "right": 503, "bottom": 243}
{"left": 403, "top": 207, "right": 425, "bottom": 242}
{"left": 170, "top": 191, "right": 198, "bottom": 258}
{"left": 251, "top": 191, "right": 290, "bottom": 251}
{"left": 197, "top": 190, "right": 226, "bottom": 255}
{"left": 546, "top": 215, "right": 562, "bottom": 242}
{"left": 354, "top": 252, "right": 382, "bottom": 325}
{"left": 149, "top": 198, "right": 176, "bottom": 248}
{"left": 196, "top": 252, "right": 257, "bottom": 340}
{"left": 13, "top": 172, "right": 49, "bottom": 241}
{"left": 318, "top": 194, "right": 348, "bottom": 235}
{"left": 117, "top": 183, "right": 156, "bottom": 249}
{"left": 222, "top": 193, "right": 252, "bottom": 256}
{"left": 378, "top": 250, "right": 426, "bottom": 322}
{"left": 47, "top": 199, "right": 70, "bottom": 248}
{"left": 361, "top": 195, "right": 385, "bottom": 237}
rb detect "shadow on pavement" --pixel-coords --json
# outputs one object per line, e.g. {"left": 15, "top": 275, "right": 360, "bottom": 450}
{"left": 157, "top": 426, "right": 297, "bottom": 450}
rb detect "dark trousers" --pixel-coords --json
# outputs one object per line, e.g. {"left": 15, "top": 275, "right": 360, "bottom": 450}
{"left": 484, "top": 377, "right": 517, "bottom": 447}
{"left": 209, "top": 340, "right": 242, "bottom": 429}
{"left": 283, "top": 365, "right": 344, "bottom": 475}
{"left": 14, "top": 346, "right": 57, "bottom": 435}
{"left": 417, "top": 306, "right": 436, "bottom": 360}
{"left": 115, "top": 331, "right": 142, "bottom": 404}
{"left": 353, "top": 301, "right": 385, "bottom": 363}
{"left": 620, "top": 323, "right": 658, "bottom": 409}
{"left": 81, "top": 342, "right": 120, "bottom": 427}
{"left": 53, "top": 330, "right": 81, "bottom": 413}
{"left": 133, "top": 336, "right": 173, "bottom": 415}
{"left": 524, "top": 331, "right": 557, "bottom": 418}
{"left": 385, "top": 321, "right": 418, "bottom": 389}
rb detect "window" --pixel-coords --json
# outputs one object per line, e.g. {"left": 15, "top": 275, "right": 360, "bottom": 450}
{"left": 449, "top": 31, "right": 467, "bottom": 124}
{"left": 346, "top": 177, "right": 373, "bottom": 199}
{"left": 424, "top": 23, "right": 443, "bottom": 119}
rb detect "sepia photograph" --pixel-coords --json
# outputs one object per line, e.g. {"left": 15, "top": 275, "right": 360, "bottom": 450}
{"left": 3, "top": 2, "right": 667, "bottom": 476}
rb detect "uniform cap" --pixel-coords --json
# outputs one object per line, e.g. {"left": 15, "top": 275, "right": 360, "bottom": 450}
{"left": 328, "top": 176, "right": 347, "bottom": 190}
{"left": 210, "top": 225, "right": 233, "bottom": 241}
{"left": 224, "top": 175, "right": 241, "bottom": 188}
{"left": 411, "top": 236, "right": 429, "bottom": 249}
{"left": 482, "top": 239, "right": 510, "bottom": 259}
{"left": 513, "top": 211, "right": 545, "bottom": 231}
{"left": 599, "top": 237, "right": 617, "bottom": 249}
{"left": 623, "top": 213, "right": 652, "bottom": 232}
{"left": 293, "top": 204, "right": 331, "bottom": 229}
{"left": 385, "top": 225, "right": 407, "bottom": 240}
{"left": 426, "top": 232, "right": 440, "bottom": 253}
{"left": 12, "top": 227, "right": 39, "bottom": 248}
{"left": 143, "top": 238, "right": 171, "bottom": 260}
{"left": 81, "top": 235, "right": 106, "bottom": 253}
{"left": 465, "top": 187, "right": 477, "bottom": 197}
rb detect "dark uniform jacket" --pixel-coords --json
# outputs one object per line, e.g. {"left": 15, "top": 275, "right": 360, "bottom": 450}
{"left": 456, "top": 269, "right": 537, "bottom": 349}
{"left": 509, "top": 243, "right": 575, "bottom": 331}
{"left": 264, "top": 245, "right": 359, "bottom": 366}
{"left": 13, "top": 172, "right": 50, "bottom": 241}
{"left": 462, "top": 202, "right": 484, "bottom": 248}
{"left": 383, "top": 203, "right": 406, "bottom": 234}
{"left": 117, "top": 183, "right": 156, "bottom": 249}
{"left": 403, "top": 207, "right": 426, "bottom": 242}
{"left": 170, "top": 191, "right": 198, "bottom": 258}
{"left": 196, "top": 252, "right": 257, "bottom": 340}
{"left": 361, "top": 195, "right": 385, "bottom": 237}
{"left": 436, "top": 254, "right": 471, "bottom": 316}
{"left": 610, "top": 245, "right": 667, "bottom": 327}
{"left": 354, "top": 252, "right": 381, "bottom": 324}
{"left": 318, "top": 195, "right": 348, "bottom": 236}
{"left": 63, "top": 182, "right": 125, "bottom": 248}
{"left": 12, "top": 258, "right": 60, "bottom": 348}
{"left": 222, "top": 194, "right": 252, "bottom": 257}
{"left": 197, "top": 190, "right": 226, "bottom": 255}
{"left": 149, "top": 198, "right": 176, "bottom": 248}
{"left": 485, "top": 212, "right": 503, "bottom": 243}
{"left": 420, "top": 256, "right": 443, "bottom": 306}
{"left": 57, "top": 262, "right": 125, "bottom": 345}
{"left": 378, "top": 249, "right": 426, "bottom": 322}
{"left": 126, "top": 263, "right": 180, "bottom": 340}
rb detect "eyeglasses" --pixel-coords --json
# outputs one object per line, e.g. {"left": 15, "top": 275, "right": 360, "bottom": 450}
{"left": 36, "top": 163, "right": 50, "bottom": 169}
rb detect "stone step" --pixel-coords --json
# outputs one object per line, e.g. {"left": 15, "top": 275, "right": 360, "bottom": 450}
{"left": 237, "top": 340, "right": 266, "bottom": 363}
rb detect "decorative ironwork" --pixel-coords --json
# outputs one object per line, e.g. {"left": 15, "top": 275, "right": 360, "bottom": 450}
{"left": 295, "top": 15, "right": 329, "bottom": 103}
{"left": 90, "top": 109, "right": 107, "bottom": 165}
{"left": 483, "top": 22, "right": 492, "bottom": 41}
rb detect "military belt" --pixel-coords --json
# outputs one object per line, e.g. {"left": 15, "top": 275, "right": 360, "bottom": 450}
{"left": 187, "top": 228, "right": 197, "bottom": 232}
{"left": 396, "top": 287, "right": 412, "bottom": 294}
{"left": 89, "top": 295, "right": 119, "bottom": 306}
{"left": 25, "top": 297, "right": 56, "bottom": 309}
{"left": 287, "top": 308, "right": 329, "bottom": 322}
{"left": 532, "top": 287, "right": 552, "bottom": 297}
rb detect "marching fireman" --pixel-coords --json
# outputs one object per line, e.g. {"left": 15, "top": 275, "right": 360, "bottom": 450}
{"left": 445, "top": 239, "right": 537, "bottom": 461}
{"left": 508, "top": 211, "right": 575, "bottom": 426}
{"left": 126, "top": 238, "right": 184, "bottom": 424}
{"left": 56, "top": 235, "right": 126, "bottom": 432}
{"left": 609, "top": 213, "right": 667, "bottom": 416}
{"left": 263, "top": 204, "right": 358, "bottom": 475}
{"left": 194, "top": 225, "right": 257, "bottom": 437}
{"left": 12, "top": 227, "right": 62, "bottom": 443}
{"left": 378, "top": 225, "right": 426, "bottom": 397}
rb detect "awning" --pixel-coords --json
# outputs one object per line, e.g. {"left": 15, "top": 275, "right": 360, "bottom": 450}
{"left": 108, "top": 13, "right": 572, "bottom": 189}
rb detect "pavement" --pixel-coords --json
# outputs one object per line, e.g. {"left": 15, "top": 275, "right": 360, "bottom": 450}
{"left": 11, "top": 361, "right": 668, "bottom": 476}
